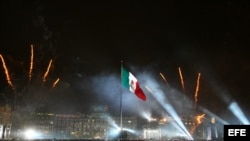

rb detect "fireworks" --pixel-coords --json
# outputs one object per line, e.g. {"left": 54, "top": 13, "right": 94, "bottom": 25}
{"left": 178, "top": 67, "right": 185, "bottom": 94}
{"left": 194, "top": 73, "right": 201, "bottom": 108}
{"left": 196, "top": 113, "right": 205, "bottom": 124}
{"left": 159, "top": 72, "right": 168, "bottom": 84}
{"left": 1, "top": 45, "right": 59, "bottom": 92}
{"left": 43, "top": 59, "right": 53, "bottom": 82}
{"left": 29, "top": 44, "right": 34, "bottom": 81}
{"left": 52, "top": 78, "right": 60, "bottom": 88}
{"left": 0, "top": 54, "right": 15, "bottom": 90}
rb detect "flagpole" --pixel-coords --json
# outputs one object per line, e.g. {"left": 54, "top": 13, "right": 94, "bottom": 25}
{"left": 120, "top": 60, "right": 123, "bottom": 130}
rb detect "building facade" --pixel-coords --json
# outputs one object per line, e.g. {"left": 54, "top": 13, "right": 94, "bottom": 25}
{"left": 0, "top": 105, "right": 12, "bottom": 139}
{"left": 15, "top": 112, "right": 137, "bottom": 140}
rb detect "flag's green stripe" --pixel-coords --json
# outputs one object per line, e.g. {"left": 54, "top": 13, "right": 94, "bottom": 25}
{"left": 121, "top": 66, "right": 130, "bottom": 89}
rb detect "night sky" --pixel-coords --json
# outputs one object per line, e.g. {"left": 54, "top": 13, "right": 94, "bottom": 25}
{"left": 0, "top": 0, "right": 250, "bottom": 121}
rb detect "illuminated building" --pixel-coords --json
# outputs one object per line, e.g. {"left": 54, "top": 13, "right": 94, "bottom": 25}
{"left": 15, "top": 111, "right": 137, "bottom": 140}
{"left": 141, "top": 114, "right": 223, "bottom": 140}
{"left": 0, "top": 104, "right": 12, "bottom": 140}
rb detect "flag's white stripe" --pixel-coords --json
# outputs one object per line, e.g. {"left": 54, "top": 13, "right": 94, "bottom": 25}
{"left": 129, "top": 72, "right": 138, "bottom": 93}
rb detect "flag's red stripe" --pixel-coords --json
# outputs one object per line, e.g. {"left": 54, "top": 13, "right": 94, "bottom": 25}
{"left": 134, "top": 82, "right": 146, "bottom": 101}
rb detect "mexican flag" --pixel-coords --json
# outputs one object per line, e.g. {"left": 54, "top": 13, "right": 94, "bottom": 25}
{"left": 121, "top": 66, "right": 146, "bottom": 101}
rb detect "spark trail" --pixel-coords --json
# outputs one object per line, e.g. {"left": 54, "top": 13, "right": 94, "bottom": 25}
{"left": 29, "top": 44, "right": 34, "bottom": 81}
{"left": 52, "top": 78, "right": 60, "bottom": 88}
{"left": 178, "top": 67, "right": 185, "bottom": 94}
{"left": 190, "top": 113, "right": 205, "bottom": 134}
{"left": 194, "top": 73, "right": 201, "bottom": 108}
{"left": 159, "top": 72, "right": 168, "bottom": 84}
{"left": 0, "top": 54, "right": 15, "bottom": 90}
{"left": 196, "top": 113, "right": 205, "bottom": 124}
{"left": 43, "top": 59, "right": 53, "bottom": 82}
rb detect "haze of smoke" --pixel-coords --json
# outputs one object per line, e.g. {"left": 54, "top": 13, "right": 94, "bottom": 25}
{"left": 87, "top": 67, "right": 196, "bottom": 118}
